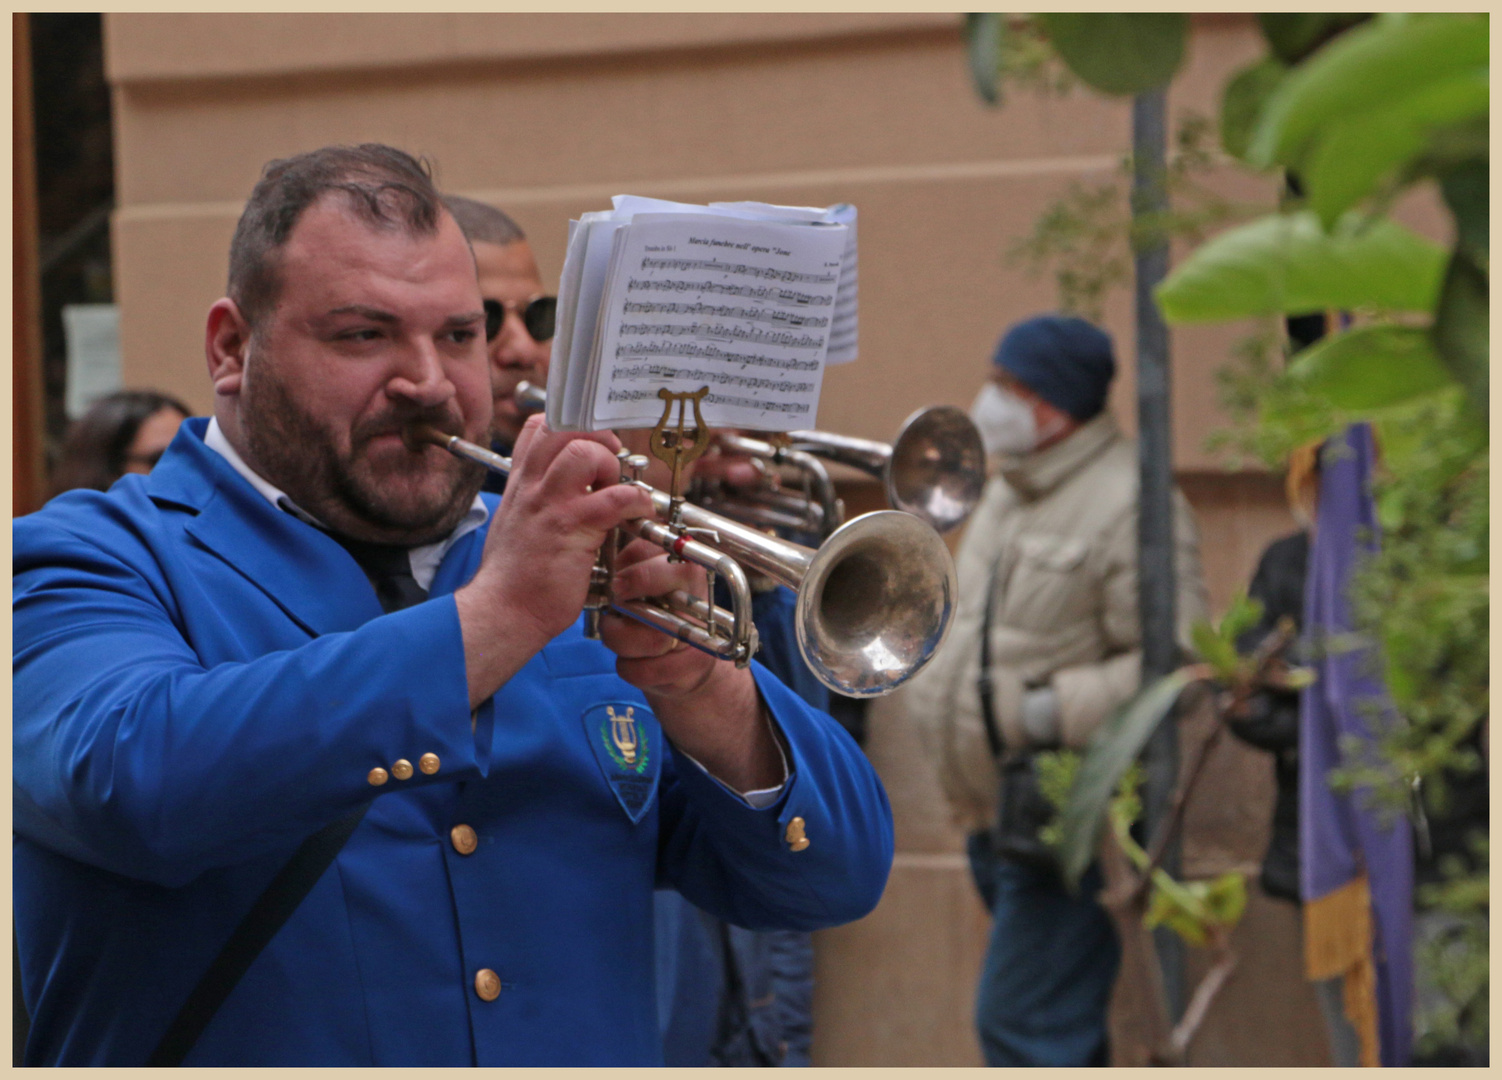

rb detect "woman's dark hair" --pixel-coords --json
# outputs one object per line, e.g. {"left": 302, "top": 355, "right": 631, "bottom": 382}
{"left": 48, "top": 389, "right": 192, "bottom": 498}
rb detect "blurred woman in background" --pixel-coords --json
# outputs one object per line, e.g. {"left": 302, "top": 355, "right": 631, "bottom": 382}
{"left": 48, "top": 389, "right": 191, "bottom": 498}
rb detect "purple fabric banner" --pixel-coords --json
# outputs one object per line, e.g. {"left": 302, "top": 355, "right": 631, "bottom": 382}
{"left": 1299, "top": 422, "right": 1414, "bottom": 1066}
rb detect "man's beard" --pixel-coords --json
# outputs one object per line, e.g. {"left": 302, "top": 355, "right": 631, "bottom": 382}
{"left": 241, "top": 353, "right": 486, "bottom": 545}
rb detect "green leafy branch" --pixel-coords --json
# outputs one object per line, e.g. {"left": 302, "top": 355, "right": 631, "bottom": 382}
{"left": 1041, "top": 751, "right": 1249, "bottom": 950}
{"left": 1039, "top": 598, "right": 1313, "bottom": 1063}
{"left": 1007, "top": 113, "right": 1265, "bottom": 325}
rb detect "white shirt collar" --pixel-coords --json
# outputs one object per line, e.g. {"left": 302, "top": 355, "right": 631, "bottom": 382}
{"left": 203, "top": 416, "right": 488, "bottom": 591}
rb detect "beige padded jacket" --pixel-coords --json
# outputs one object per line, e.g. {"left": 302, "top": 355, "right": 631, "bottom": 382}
{"left": 903, "top": 412, "right": 1209, "bottom": 831}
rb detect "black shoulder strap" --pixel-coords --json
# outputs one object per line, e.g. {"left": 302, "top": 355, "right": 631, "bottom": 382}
{"left": 13, "top": 921, "right": 30, "bottom": 1066}
{"left": 147, "top": 804, "right": 369, "bottom": 1066}
{"left": 975, "top": 554, "right": 1008, "bottom": 764}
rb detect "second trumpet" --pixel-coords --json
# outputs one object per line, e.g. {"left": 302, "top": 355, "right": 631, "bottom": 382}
{"left": 513, "top": 382, "right": 987, "bottom": 536}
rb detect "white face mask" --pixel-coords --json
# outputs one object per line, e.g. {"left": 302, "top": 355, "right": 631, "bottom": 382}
{"left": 969, "top": 382, "right": 1038, "bottom": 456}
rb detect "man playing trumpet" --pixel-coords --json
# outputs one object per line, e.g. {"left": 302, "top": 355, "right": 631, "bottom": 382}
{"left": 12, "top": 144, "right": 893, "bottom": 1067}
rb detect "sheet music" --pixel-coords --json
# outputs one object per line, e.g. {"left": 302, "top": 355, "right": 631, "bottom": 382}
{"left": 586, "top": 213, "right": 848, "bottom": 430}
{"left": 822, "top": 203, "right": 858, "bottom": 365}
{"left": 711, "top": 201, "right": 858, "bottom": 365}
{"left": 546, "top": 211, "right": 628, "bottom": 429}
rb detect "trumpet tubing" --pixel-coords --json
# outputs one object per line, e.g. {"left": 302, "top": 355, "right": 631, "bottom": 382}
{"left": 711, "top": 432, "right": 842, "bottom": 540}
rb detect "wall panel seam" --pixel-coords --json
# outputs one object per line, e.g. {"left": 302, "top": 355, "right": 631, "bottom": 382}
{"left": 115, "top": 153, "right": 1124, "bottom": 219}
{"left": 106, "top": 18, "right": 961, "bottom": 88}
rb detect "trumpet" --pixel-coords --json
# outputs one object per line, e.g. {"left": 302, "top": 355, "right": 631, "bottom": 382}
{"left": 748, "top": 407, "right": 987, "bottom": 535}
{"left": 515, "top": 380, "right": 547, "bottom": 417}
{"left": 409, "top": 422, "right": 958, "bottom": 698}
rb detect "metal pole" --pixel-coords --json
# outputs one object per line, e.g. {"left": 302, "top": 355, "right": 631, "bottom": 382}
{"left": 1131, "top": 87, "right": 1185, "bottom": 1023}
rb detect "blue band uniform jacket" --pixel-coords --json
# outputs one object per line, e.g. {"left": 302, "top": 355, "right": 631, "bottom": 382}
{"left": 12, "top": 418, "right": 894, "bottom": 1066}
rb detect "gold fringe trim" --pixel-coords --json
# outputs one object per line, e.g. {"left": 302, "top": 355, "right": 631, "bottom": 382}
{"left": 1304, "top": 875, "right": 1381, "bottom": 1067}
{"left": 1286, "top": 439, "right": 1322, "bottom": 528}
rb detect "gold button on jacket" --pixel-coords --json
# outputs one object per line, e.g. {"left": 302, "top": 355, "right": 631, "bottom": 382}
{"left": 474, "top": 968, "right": 501, "bottom": 1002}
{"left": 450, "top": 824, "right": 478, "bottom": 856}
{"left": 419, "top": 752, "right": 440, "bottom": 775}
{"left": 390, "top": 758, "right": 414, "bottom": 781}
{"left": 366, "top": 767, "right": 389, "bottom": 787}
{"left": 784, "top": 817, "right": 810, "bottom": 852}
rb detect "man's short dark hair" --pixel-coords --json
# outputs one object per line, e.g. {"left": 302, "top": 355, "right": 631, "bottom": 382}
{"left": 228, "top": 144, "right": 443, "bottom": 328}
{"left": 443, "top": 195, "right": 526, "bottom": 248}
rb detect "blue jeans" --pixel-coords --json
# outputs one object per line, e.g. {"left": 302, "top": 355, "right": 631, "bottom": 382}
{"left": 654, "top": 890, "right": 813, "bottom": 1066}
{"left": 968, "top": 835, "right": 1120, "bottom": 1066}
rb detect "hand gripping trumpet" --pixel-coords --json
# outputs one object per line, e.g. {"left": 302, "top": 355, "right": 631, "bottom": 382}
{"left": 407, "top": 392, "right": 959, "bottom": 698}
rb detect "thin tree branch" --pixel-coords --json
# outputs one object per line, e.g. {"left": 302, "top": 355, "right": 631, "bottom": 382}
{"left": 1156, "top": 940, "right": 1239, "bottom": 1065}
{"left": 1130, "top": 681, "right": 1221, "bottom": 906}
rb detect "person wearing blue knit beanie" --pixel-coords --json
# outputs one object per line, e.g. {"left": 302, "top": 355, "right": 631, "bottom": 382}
{"left": 906, "top": 312, "right": 1209, "bottom": 1067}
{"left": 967, "top": 315, "right": 1117, "bottom": 459}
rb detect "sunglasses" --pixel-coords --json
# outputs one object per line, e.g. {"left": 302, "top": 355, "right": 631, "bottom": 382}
{"left": 484, "top": 296, "right": 557, "bottom": 344}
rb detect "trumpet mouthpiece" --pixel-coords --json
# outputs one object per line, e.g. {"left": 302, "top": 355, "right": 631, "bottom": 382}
{"left": 403, "top": 422, "right": 452, "bottom": 454}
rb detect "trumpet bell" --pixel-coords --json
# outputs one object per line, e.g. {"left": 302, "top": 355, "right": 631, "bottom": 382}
{"left": 796, "top": 510, "right": 958, "bottom": 698}
{"left": 886, "top": 405, "right": 987, "bottom": 535}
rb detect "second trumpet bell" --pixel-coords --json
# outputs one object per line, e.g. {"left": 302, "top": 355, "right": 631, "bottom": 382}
{"left": 786, "top": 405, "right": 987, "bottom": 535}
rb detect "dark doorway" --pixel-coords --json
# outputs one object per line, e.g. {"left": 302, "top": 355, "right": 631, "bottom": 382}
{"left": 30, "top": 12, "right": 116, "bottom": 461}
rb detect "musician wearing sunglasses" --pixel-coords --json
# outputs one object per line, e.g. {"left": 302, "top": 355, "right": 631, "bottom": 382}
{"left": 12, "top": 144, "right": 893, "bottom": 1067}
{"left": 443, "top": 195, "right": 555, "bottom": 463}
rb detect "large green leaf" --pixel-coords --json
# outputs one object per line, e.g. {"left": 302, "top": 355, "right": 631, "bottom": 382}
{"left": 1155, "top": 211, "right": 1447, "bottom": 323}
{"left": 965, "top": 13, "right": 1002, "bottom": 106}
{"left": 1256, "top": 13, "right": 1370, "bottom": 66}
{"left": 1287, "top": 325, "right": 1455, "bottom": 411}
{"left": 1056, "top": 670, "right": 1192, "bottom": 890}
{"left": 1431, "top": 250, "right": 1490, "bottom": 418}
{"left": 1220, "top": 58, "right": 1287, "bottom": 163}
{"left": 1035, "top": 13, "right": 1185, "bottom": 95}
{"left": 1303, "top": 70, "right": 1489, "bottom": 229}
{"left": 1441, "top": 159, "right": 1489, "bottom": 259}
{"left": 1248, "top": 13, "right": 1489, "bottom": 171}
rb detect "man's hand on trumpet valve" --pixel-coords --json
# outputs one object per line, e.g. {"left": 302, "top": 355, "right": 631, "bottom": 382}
{"left": 601, "top": 537, "right": 786, "bottom": 794}
{"left": 452, "top": 414, "right": 653, "bottom": 708}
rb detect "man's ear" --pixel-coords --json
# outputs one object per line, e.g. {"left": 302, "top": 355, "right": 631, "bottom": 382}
{"left": 206, "top": 298, "right": 253, "bottom": 398}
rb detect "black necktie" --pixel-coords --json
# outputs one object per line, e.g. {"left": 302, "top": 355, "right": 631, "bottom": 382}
{"left": 330, "top": 536, "right": 429, "bottom": 614}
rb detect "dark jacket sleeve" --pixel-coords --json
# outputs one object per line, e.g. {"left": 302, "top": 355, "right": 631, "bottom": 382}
{"left": 1228, "top": 531, "right": 1309, "bottom": 754}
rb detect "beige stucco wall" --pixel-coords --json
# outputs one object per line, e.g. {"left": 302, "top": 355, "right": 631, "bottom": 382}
{"left": 105, "top": 13, "right": 1332, "bottom": 1066}
{"left": 105, "top": 13, "right": 1279, "bottom": 467}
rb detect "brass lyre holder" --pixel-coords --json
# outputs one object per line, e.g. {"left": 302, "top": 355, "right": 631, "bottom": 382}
{"left": 648, "top": 386, "right": 712, "bottom": 527}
